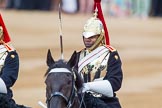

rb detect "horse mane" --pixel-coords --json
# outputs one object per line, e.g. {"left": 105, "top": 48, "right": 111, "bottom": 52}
{"left": 44, "top": 59, "right": 70, "bottom": 77}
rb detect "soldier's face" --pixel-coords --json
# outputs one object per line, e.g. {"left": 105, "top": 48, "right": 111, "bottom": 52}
{"left": 83, "top": 35, "right": 99, "bottom": 48}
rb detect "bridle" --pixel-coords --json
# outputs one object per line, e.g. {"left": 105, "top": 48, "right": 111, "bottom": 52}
{"left": 46, "top": 68, "right": 77, "bottom": 108}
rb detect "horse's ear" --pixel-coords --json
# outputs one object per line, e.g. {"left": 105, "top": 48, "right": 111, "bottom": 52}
{"left": 47, "top": 49, "right": 55, "bottom": 67}
{"left": 68, "top": 51, "right": 83, "bottom": 90}
{"left": 67, "top": 51, "right": 78, "bottom": 68}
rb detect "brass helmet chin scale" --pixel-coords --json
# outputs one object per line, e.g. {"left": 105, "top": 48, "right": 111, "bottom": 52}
{"left": 83, "top": 8, "right": 105, "bottom": 51}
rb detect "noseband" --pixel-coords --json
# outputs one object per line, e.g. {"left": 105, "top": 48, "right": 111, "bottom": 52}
{"left": 46, "top": 68, "right": 76, "bottom": 108}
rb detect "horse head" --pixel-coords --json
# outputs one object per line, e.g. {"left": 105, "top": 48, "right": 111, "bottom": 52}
{"left": 45, "top": 49, "right": 83, "bottom": 108}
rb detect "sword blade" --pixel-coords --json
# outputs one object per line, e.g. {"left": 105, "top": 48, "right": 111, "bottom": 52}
{"left": 59, "top": 3, "right": 64, "bottom": 59}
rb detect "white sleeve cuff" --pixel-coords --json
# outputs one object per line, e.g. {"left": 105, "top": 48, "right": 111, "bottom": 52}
{"left": 87, "top": 80, "right": 113, "bottom": 97}
{"left": 0, "top": 78, "right": 7, "bottom": 94}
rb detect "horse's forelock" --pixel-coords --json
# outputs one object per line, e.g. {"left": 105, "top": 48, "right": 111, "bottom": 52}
{"left": 44, "top": 59, "right": 71, "bottom": 77}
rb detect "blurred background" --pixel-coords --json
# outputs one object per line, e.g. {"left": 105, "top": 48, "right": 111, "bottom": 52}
{"left": 0, "top": 0, "right": 162, "bottom": 108}
{"left": 0, "top": 0, "right": 162, "bottom": 17}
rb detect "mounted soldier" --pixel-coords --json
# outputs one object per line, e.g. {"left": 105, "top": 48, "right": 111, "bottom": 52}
{"left": 0, "top": 14, "right": 30, "bottom": 108}
{"left": 73, "top": 0, "right": 123, "bottom": 107}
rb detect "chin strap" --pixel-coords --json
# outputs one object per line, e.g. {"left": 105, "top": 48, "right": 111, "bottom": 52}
{"left": 0, "top": 78, "right": 7, "bottom": 94}
{"left": 85, "top": 80, "right": 113, "bottom": 97}
{"left": 87, "top": 34, "right": 104, "bottom": 52}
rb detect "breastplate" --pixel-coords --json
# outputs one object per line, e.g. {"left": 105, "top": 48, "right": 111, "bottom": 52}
{"left": 80, "top": 50, "right": 110, "bottom": 82}
{"left": 0, "top": 46, "right": 8, "bottom": 73}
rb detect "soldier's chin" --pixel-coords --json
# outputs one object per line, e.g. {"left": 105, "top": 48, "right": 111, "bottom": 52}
{"left": 85, "top": 45, "right": 92, "bottom": 48}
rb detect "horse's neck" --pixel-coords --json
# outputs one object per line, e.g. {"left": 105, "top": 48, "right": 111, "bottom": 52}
{"left": 72, "top": 97, "right": 80, "bottom": 108}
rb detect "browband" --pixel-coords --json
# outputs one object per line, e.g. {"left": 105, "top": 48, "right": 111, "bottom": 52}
{"left": 49, "top": 68, "right": 71, "bottom": 74}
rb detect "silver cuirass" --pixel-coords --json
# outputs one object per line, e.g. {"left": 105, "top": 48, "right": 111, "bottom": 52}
{"left": 79, "top": 46, "right": 110, "bottom": 82}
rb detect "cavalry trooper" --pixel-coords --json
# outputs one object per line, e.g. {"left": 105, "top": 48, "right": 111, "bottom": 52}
{"left": 74, "top": 0, "right": 123, "bottom": 108}
{"left": 0, "top": 14, "right": 30, "bottom": 108}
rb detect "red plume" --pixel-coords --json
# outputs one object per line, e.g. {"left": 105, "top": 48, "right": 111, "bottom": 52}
{"left": 94, "top": 0, "right": 110, "bottom": 45}
{"left": 0, "top": 14, "right": 11, "bottom": 43}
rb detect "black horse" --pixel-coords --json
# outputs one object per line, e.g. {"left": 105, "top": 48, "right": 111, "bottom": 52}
{"left": 45, "top": 49, "right": 84, "bottom": 108}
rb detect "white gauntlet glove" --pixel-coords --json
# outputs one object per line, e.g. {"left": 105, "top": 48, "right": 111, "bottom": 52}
{"left": 0, "top": 78, "right": 7, "bottom": 94}
{"left": 82, "top": 83, "right": 90, "bottom": 93}
{"left": 82, "top": 80, "right": 113, "bottom": 97}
